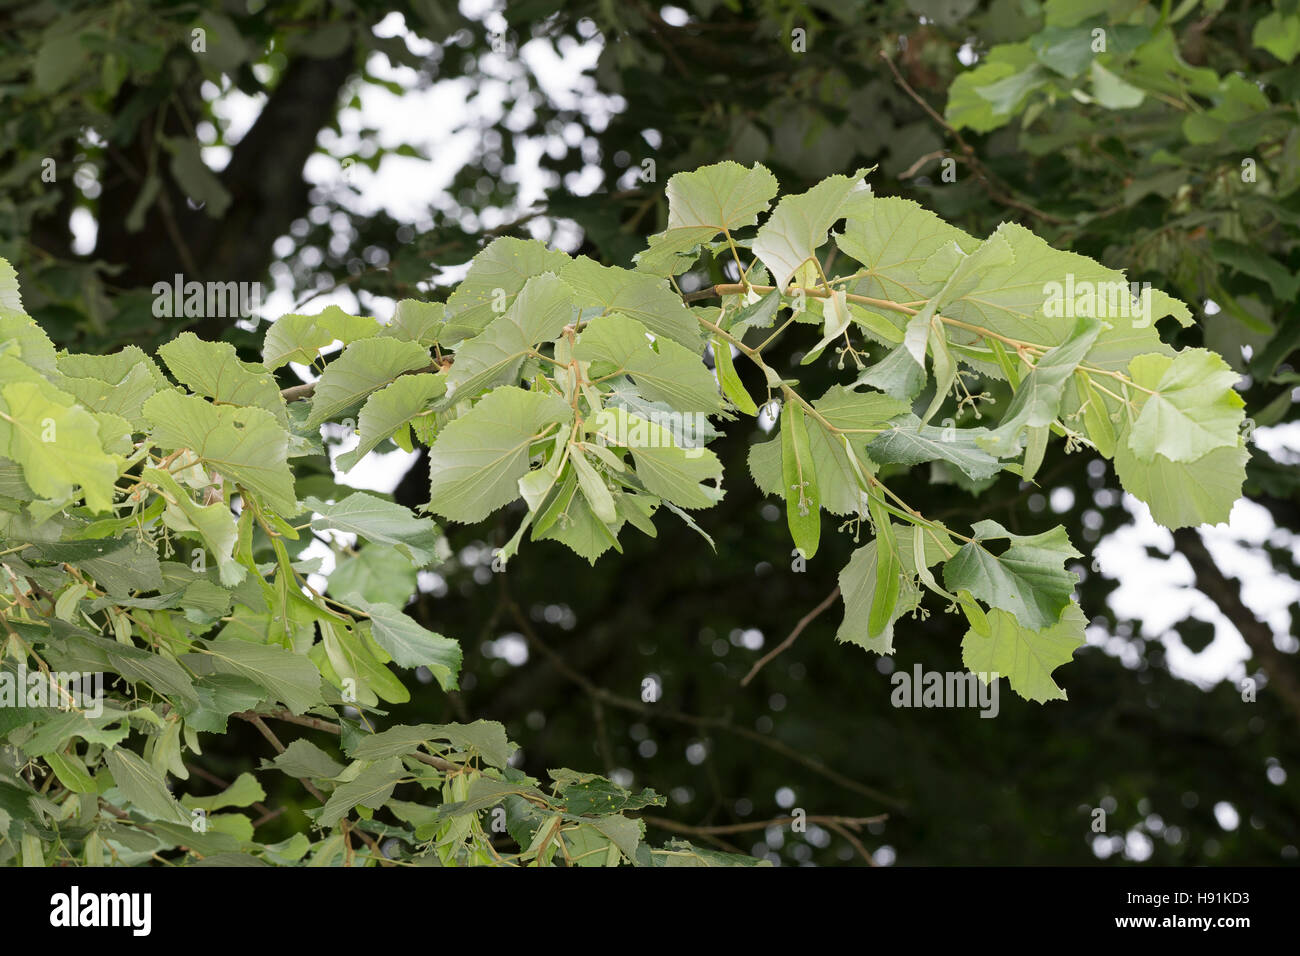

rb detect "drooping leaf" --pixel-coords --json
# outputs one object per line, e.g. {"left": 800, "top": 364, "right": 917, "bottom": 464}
{"left": 306, "top": 492, "right": 442, "bottom": 567}
{"left": 961, "top": 603, "right": 1087, "bottom": 703}
{"left": 942, "top": 520, "right": 1080, "bottom": 631}
{"left": 779, "top": 400, "right": 820, "bottom": 558}
{"left": 355, "top": 598, "right": 461, "bottom": 689}
{"left": 103, "top": 748, "right": 189, "bottom": 823}
{"left": 1126, "top": 348, "right": 1245, "bottom": 463}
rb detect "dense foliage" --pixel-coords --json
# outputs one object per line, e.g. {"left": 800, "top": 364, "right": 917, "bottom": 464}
{"left": 0, "top": 156, "right": 1248, "bottom": 863}
{"left": 1, "top": 0, "right": 1296, "bottom": 867}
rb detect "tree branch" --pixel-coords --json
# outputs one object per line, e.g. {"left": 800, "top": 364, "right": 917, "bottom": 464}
{"left": 1173, "top": 527, "right": 1300, "bottom": 728}
{"left": 741, "top": 585, "right": 840, "bottom": 686}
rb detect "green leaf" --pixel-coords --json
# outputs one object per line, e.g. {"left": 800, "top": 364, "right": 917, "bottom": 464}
{"left": 650, "top": 838, "right": 773, "bottom": 867}
{"left": 1089, "top": 61, "right": 1144, "bottom": 109}
{"left": 103, "top": 748, "right": 188, "bottom": 823}
{"left": 590, "top": 407, "right": 723, "bottom": 510}
{"left": 801, "top": 386, "right": 905, "bottom": 515}
{"left": 425, "top": 386, "right": 572, "bottom": 523}
{"left": 144, "top": 390, "right": 297, "bottom": 514}
{"left": 350, "top": 720, "right": 514, "bottom": 768}
{"left": 336, "top": 373, "right": 447, "bottom": 471}
{"left": 58, "top": 629, "right": 197, "bottom": 706}
{"left": 712, "top": 337, "right": 757, "bottom": 415}
{"left": 443, "top": 237, "right": 573, "bottom": 345}
{"left": 355, "top": 599, "right": 461, "bottom": 689}
{"left": 560, "top": 256, "right": 702, "bottom": 348}
{"left": 182, "top": 772, "right": 266, "bottom": 811}
{"left": 53, "top": 582, "right": 87, "bottom": 622}
{"left": 306, "top": 492, "right": 442, "bottom": 567}
{"left": 1253, "top": 10, "right": 1300, "bottom": 64}
{"left": 55, "top": 353, "right": 165, "bottom": 429}
{"left": 942, "top": 520, "right": 1080, "bottom": 631}
{"left": 262, "top": 306, "right": 380, "bottom": 369}
{"left": 856, "top": 344, "right": 927, "bottom": 401}
{"left": 752, "top": 168, "right": 871, "bottom": 291}
{"left": 269, "top": 739, "right": 345, "bottom": 780}
{"left": 868, "top": 414, "right": 1002, "bottom": 481}
{"left": 635, "top": 161, "right": 778, "bottom": 275}
{"left": 944, "top": 43, "right": 1046, "bottom": 132}
{"left": 330, "top": 547, "right": 418, "bottom": 607}
{"left": 1126, "top": 349, "right": 1245, "bottom": 463}
{"left": 867, "top": 496, "right": 899, "bottom": 637}
{"left": 306, "top": 338, "right": 430, "bottom": 428}
{"left": 961, "top": 603, "right": 1087, "bottom": 703}
{"left": 314, "top": 620, "right": 410, "bottom": 706}
{"left": 803, "top": 288, "right": 853, "bottom": 364}
{"left": 347, "top": 723, "right": 440, "bottom": 760}
{"left": 932, "top": 224, "right": 1182, "bottom": 389}
{"left": 725, "top": 289, "right": 783, "bottom": 336}
{"left": 575, "top": 312, "right": 721, "bottom": 413}
{"left": 164, "top": 137, "right": 232, "bottom": 218}
{"left": 836, "top": 196, "right": 980, "bottom": 305}
{"left": 748, "top": 436, "right": 783, "bottom": 497}
{"left": 381, "top": 299, "right": 445, "bottom": 345}
{"left": 0, "top": 258, "right": 29, "bottom": 321}
{"left": 318, "top": 758, "right": 405, "bottom": 827}
{"left": 0, "top": 381, "right": 121, "bottom": 512}
{"left": 780, "top": 401, "right": 820, "bottom": 558}
{"left": 1113, "top": 436, "right": 1247, "bottom": 530}
{"left": 979, "top": 317, "right": 1102, "bottom": 456}
{"left": 531, "top": 471, "right": 624, "bottom": 564}
{"left": 45, "top": 751, "right": 96, "bottom": 794}
{"left": 426, "top": 721, "right": 515, "bottom": 768}
{"left": 191, "top": 637, "right": 324, "bottom": 716}
{"left": 146, "top": 466, "right": 245, "bottom": 587}
{"left": 20, "top": 707, "right": 129, "bottom": 756}
{"left": 571, "top": 448, "right": 618, "bottom": 523}
{"left": 1077, "top": 373, "right": 1116, "bottom": 458}
{"left": 902, "top": 230, "right": 1016, "bottom": 373}
{"left": 444, "top": 272, "right": 574, "bottom": 400}
{"left": 183, "top": 674, "right": 265, "bottom": 734}
{"left": 1210, "top": 238, "right": 1300, "bottom": 301}
{"left": 158, "top": 333, "right": 288, "bottom": 424}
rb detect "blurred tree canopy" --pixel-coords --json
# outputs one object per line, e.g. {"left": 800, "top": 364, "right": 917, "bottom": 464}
{"left": 2, "top": 0, "right": 1297, "bottom": 864}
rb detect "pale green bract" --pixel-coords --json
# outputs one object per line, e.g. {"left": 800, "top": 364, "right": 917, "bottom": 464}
{"left": 0, "top": 162, "right": 1247, "bottom": 867}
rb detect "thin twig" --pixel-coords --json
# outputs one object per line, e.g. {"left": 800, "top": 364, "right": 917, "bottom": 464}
{"left": 826, "top": 819, "right": 878, "bottom": 865}
{"left": 641, "top": 812, "right": 886, "bottom": 836}
{"left": 237, "top": 712, "right": 390, "bottom": 863}
{"left": 879, "top": 50, "right": 1065, "bottom": 224}
{"left": 504, "top": 597, "right": 904, "bottom": 809}
{"left": 741, "top": 586, "right": 841, "bottom": 687}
